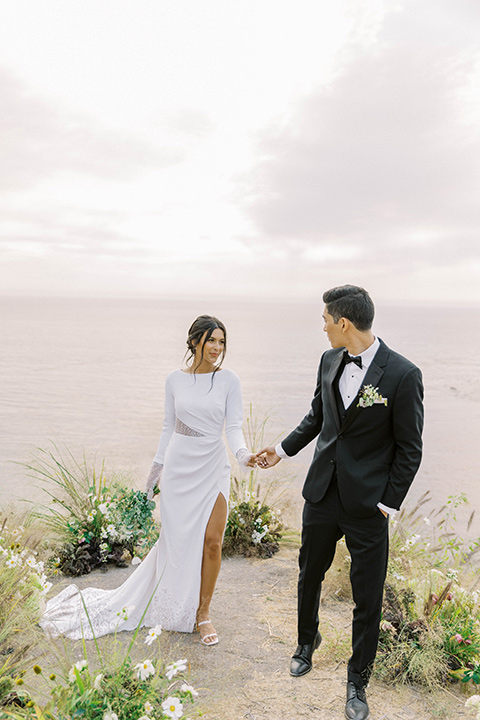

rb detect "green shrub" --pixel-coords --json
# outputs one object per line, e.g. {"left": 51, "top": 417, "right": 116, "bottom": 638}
{"left": 223, "top": 487, "right": 284, "bottom": 558}
{"left": 374, "top": 492, "right": 480, "bottom": 688}
{"left": 0, "top": 512, "right": 47, "bottom": 712}
{"left": 25, "top": 447, "right": 159, "bottom": 576}
{"left": 3, "top": 624, "right": 197, "bottom": 720}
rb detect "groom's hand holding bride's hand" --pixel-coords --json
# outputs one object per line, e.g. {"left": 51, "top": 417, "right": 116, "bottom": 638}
{"left": 255, "top": 446, "right": 281, "bottom": 469}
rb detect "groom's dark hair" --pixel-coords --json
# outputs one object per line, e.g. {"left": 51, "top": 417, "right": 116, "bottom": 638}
{"left": 323, "top": 285, "right": 374, "bottom": 331}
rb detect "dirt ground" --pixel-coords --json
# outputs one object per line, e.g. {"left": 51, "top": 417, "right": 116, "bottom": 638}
{"left": 41, "top": 544, "right": 471, "bottom": 720}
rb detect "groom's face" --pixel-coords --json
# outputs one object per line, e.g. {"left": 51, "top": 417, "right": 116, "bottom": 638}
{"left": 322, "top": 306, "right": 345, "bottom": 349}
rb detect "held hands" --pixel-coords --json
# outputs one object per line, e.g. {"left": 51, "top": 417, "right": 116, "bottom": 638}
{"left": 236, "top": 447, "right": 281, "bottom": 469}
{"left": 254, "top": 446, "right": 281, "bottom": 469}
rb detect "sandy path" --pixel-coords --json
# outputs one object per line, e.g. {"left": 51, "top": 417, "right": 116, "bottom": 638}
{"left": 43, "top": 545, "right": 470, "bottom": 720}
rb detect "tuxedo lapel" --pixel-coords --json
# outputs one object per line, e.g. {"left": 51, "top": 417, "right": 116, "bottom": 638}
{"left": 339, "top": 340, "right": 389, "bottom": 434}
{"left": 327, "top": 350, "right": 344, "bottom": 430}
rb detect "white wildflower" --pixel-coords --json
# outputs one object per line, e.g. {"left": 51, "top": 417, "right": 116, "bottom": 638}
{"left": 98, "top": 503, "right": 109, "bottom": 515}
{"left": 93, "top": 673, "right": 103, "bottom": 691}
{"left": 180, "top": 683, "right": 198, "bottom": 696}
{"left": 68, "top": 660, "right": 88, "bottom": 682}
{"left": 87, "top": 512, "right": 95, "bottom": 522}
{"left": 251, "top": 529, "right": 266, "bottom": 545}
{"left": 446, "top": 568, "right": 459, "bottom": 582}
{"left": 134, "top": 659, "right": 155, "bottom": 680}
{"left": 144, "top": 700, "right": 154, "bottom": 713}
{"left": 40, "top": 579, "right": 53, "bottom": 595}
{"left": 162, "top": 696, "right": 183, "bottom": 719}
{"left": 145, "top": 624, "right": 162, "bottom": 645}
{"left": 165, "top": 658, "right": 188, "bottom": 680}
{"left": 380, "top": 620, "right": 397, "bottom": 634}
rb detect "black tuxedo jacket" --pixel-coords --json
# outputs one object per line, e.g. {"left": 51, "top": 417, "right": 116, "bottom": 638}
{"left": 282, "top": 339, "right": 424, "bottom": 518}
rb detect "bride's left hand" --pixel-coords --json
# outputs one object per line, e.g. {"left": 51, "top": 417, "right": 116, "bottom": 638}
{"left": 245, "top": 454, "right": 257, "bottom": 468}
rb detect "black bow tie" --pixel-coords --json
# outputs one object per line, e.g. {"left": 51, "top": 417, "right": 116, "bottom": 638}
{"left": 343, "top": 350, "right": 362, "bottom": 369}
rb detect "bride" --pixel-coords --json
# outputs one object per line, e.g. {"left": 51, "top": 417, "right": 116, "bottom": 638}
{"left": 40, "top": 315, "right": 255, "bottom": 646}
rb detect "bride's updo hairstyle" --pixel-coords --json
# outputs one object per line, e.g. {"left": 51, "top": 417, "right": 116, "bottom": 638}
{"left": 185, "top": 315, "right": 227, "bottom": 376}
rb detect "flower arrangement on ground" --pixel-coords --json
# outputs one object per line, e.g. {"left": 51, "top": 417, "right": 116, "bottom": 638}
{"left": 224, "top": 482, "right": 284, "bottom": 558}
{"left": 223, "top": 407, "right": 285, "bottom": 558}
{"left": 25, "top": 447, "right": 159, "bottom": 576}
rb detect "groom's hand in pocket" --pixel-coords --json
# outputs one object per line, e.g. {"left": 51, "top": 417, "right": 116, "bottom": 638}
{"left": 255, "top": 446, "right": 281, "bottom": 469}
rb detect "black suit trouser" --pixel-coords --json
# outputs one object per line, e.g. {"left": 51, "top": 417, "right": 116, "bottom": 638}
{"left": 297, "top": 478, "right": 389, "bottom": 687}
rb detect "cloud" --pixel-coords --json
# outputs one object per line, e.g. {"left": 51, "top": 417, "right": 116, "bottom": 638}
{"left": 0, "top": 207, "right": 150, "bottom": 258}
{"left": 238, "top": 0, "right": 480, "bottom": 270}
{"left": 0, "top": 66, "right": 182, "bottom": 193}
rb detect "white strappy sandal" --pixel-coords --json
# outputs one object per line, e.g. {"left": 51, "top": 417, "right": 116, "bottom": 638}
{"left": 197, "top": 619, "right": 219, "bottom": 646}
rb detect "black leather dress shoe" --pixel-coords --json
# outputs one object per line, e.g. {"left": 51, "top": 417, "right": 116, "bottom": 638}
{"left": 345, "top": 681, "right": 370, "bottom": 720}
{"left": 289, "top": 630, "right": 322, "bottom": 677}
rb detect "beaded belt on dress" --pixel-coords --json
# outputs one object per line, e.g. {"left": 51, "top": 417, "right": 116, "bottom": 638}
{"left": 174, "top": 418, "right": 205, "bottom": 437}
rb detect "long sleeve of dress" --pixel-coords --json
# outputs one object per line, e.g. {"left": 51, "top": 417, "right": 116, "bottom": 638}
{"left": 153, "top": 375, "right": 175, "bottom": 465}
{"left": 225, "top": 373, "right": 249, "bottom": 464}
{"left": 144, "top": 376, "right": 175, "bottom": 498}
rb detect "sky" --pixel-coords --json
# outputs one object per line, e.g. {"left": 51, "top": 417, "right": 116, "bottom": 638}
{"left": 1, "top": 0, "right": 479, "bottom": 303}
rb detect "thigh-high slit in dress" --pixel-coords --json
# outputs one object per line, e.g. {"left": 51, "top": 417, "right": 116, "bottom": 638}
{"left": 40, "top": 369, "right": 249, "bottom": 640}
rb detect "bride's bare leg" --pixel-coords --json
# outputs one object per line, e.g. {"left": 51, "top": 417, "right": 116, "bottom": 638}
{"left": 197, "top": 493, "right": 227, "bottom": 643}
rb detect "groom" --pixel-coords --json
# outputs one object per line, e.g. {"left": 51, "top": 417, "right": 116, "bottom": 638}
{"left": 256, "top": 285, "right": 423, "bottom": 720}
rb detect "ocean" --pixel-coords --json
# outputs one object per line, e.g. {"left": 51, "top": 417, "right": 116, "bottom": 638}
{"left": 1, "top": 296, "right": 479, "bottom": 535}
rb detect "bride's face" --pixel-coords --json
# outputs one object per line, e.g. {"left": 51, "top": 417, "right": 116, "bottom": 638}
{"left": 195, "top": 327, "right": 225, "bottom": 367}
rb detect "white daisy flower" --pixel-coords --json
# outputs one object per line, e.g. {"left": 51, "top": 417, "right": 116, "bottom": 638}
{"left": 144, "top": 700, "right": 154, "bottom": 713}
{"left": 134, "top": 659, "right": 155, "bottom": 680}
{"left": 180, "top": 683, "right": 198, "bottom": 696}
{"left": 165, "top": 659, "right": 188, "bottom": 680}
{"left": 68, "top": 660, "right": 88, "bottom": 682}
{"left": 145, "top": 625, "right": 162, "bottom": 645}
{"left": 162, "top": 696, "right": 183, "bottom": 719}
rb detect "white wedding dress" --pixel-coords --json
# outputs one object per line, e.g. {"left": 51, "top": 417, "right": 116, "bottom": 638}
{"left": 40, "top": 369, "right": 249, "bottom": 639}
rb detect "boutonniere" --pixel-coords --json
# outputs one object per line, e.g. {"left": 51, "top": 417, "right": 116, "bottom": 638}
{"left": 357, "top": 384, "right": 388, "bottom": 408}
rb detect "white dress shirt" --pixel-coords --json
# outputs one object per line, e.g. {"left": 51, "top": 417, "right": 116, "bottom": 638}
{"left": 276, "top": 337, "right": 395, "bottom": 516}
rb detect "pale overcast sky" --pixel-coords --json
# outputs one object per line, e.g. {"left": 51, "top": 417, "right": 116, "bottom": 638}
{"left": 1, "top": 0, "right": 479, "bottom": 303}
